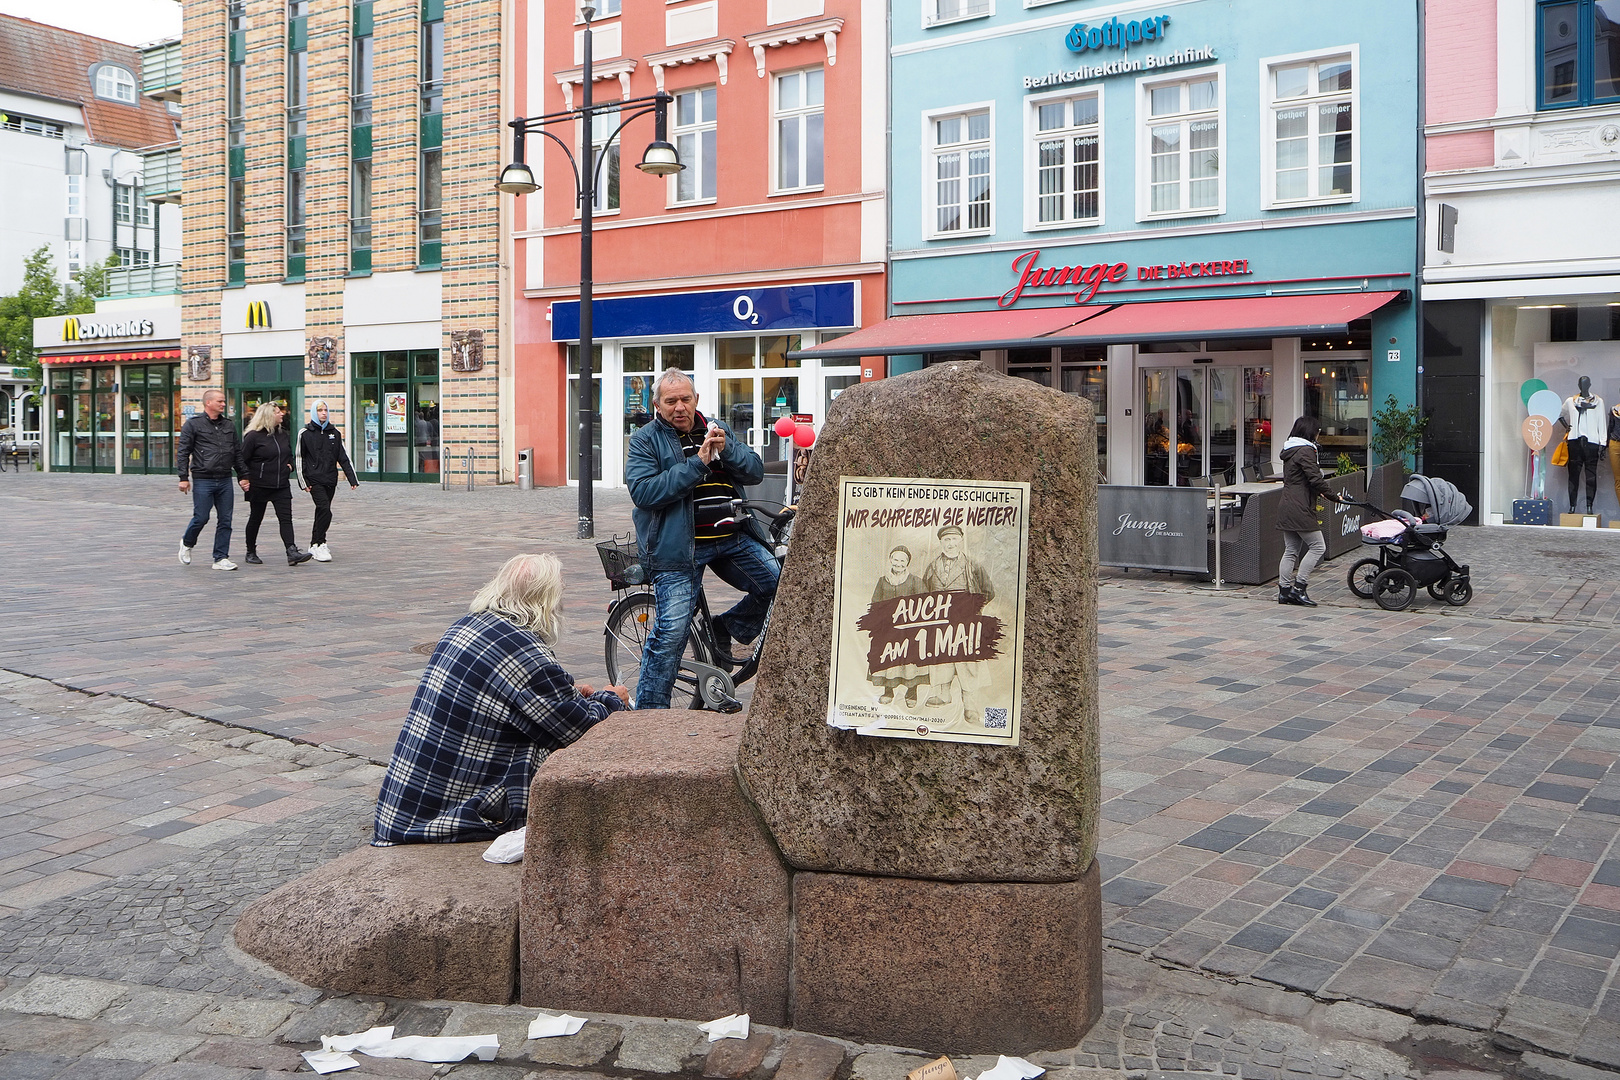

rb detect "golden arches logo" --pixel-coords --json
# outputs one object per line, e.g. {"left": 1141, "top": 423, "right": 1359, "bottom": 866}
{"left": 246, "top": 301, "right": 272, "bottom": 329}
{"left": 63, "top": 318, "right": 80, "bottom": 341}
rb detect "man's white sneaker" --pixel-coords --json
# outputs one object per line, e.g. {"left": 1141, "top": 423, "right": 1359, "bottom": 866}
{"left": 179, "top": 545, "right": 192, "bottom": 565}
{"left": 212, "top": 558, "right": 238, "bottom": 571}
{"left": 310, "top": 543, "right": 332, "bottom": 562}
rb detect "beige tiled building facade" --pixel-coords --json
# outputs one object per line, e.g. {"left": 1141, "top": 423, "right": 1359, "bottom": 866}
{"left": 180, "top": 0, "right": 505, "bottom": 483}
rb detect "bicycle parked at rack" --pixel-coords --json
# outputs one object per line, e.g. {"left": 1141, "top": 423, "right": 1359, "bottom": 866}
{"left": 598, "top": 499, "right": 796, "bottom": 712}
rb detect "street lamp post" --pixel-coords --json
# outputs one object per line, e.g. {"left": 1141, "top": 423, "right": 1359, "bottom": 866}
{"left": 495, "top": 3, "right": 682, "bottom": 539}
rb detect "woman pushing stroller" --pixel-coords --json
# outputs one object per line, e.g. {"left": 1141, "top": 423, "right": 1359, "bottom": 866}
{"left": 1276, "top": 416, "right": 1348, "bottom": 607}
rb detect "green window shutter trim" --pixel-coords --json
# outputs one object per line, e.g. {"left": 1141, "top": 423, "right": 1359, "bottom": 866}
{"left": 288, "top": 254, "right": 306, "bottom": 280}
{"left": 354, "top": 2, "right": 373, "bottom": 36}
{"left": 420, "top": 111, "right": 443, "bottom": 148}
{"left": 352, "top": 248, "right": 372, "bottom": 273}
{"left": 352, "top": 125, "right": 372, "bottom": 159}
{"left": 418, "top": 242, "right": 441, "bottom": 268}
{"left": 422, "top": 0, "right": 444, "bottom": 23}
{"left": 228, "top": 146, "right": 246, "bottom": 178}
{"left": 289, "top": 15, "right": 307, "bottom": 50}
{"left": 288, "top": 136, "right": 306, "bottom": 169}
{"left": 228, "top": 31, "right": 245, "bottom": 64}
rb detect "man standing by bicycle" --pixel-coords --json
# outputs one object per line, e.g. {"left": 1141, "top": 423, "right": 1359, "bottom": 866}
{"left": 626, "top": 369, "right": 778, "bottom": 710}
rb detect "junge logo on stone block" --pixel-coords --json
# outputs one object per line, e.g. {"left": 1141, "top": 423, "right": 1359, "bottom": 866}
{"left": 827, "top": 477, "right": 1030, "bottom": 746}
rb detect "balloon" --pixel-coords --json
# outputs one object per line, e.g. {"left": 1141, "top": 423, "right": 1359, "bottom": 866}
{"left": 773, "top": 416, "right": 796, "bottom": 438}
{"left": 1522, "top": 415, "right": 1553, "bottom": 451}
{"left": 1520, "top": 379, "right": 1548, "bottom": 406}
{"left": 792, "top": 424, "right": 816, "bottom": 448}
{"left": 1527, "top": 389, "right": 1562, "bottom": 423}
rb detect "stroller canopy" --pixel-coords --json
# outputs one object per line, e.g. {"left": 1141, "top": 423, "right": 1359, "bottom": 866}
{"left": 1401, "top": 474, "right": 1472, "bottom": 526}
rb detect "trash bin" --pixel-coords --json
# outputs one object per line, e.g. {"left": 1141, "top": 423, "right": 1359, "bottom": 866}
{"left": 517, "top": 447, "right": 533, "bottom": 490}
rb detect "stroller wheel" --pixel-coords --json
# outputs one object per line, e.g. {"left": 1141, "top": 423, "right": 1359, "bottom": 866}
{"left": 1348, "top": 558, "right": 1384, "bottom": 599}
{"left": 1373, "top": 568, "right": 1416, "bottom": 611}
{"left": 1445, "top": 579, "right": 1473, "bottom": 607}
{"left": 1427, "top": 581, "right": 1448, "bottom": 601}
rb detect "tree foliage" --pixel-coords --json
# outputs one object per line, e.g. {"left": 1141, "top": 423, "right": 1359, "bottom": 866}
{"left": 1370, "top": 394, "right": 1428, "bottom": 469}
{"left": 0, "top": 246, "right": 118, "bottom": 383}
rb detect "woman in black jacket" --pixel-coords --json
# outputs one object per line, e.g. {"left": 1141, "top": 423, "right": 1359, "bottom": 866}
{"left": 241, "top": 401, "right": 313, "bottom": 566}
{"left": 1275, "top": 415, "right": 1342, "bottom": 607}
{"left": 298, "top": 400, "right": 360, "bottom": 562}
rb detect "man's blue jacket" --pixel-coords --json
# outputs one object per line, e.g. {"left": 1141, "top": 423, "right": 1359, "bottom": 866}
{"left": 625, "top": 410, "right": 765, "bottom": 574}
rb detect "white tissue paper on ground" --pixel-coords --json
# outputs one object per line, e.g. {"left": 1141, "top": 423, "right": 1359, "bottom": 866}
{"left": 301, "top": 1049, "right": 359, "bottom": 1074}
{"left": 528, "top": 1012, "right": 588, "bottom": 1039}
{"left": 975, "top": 1056, "right": 1045, "bottom": 1080}
{"left": 320, "top": 1026, "right": 500, "bottom": 1063}
{"left": 698, "top": 1013, "right": 750, "bottom": 1041}
{"left": 483, "top": 826, "right": 526, "bottom": 864}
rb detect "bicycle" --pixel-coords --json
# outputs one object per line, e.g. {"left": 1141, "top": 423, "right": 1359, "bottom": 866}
{"left": 599, "top": 499, "right": 796, "bottom": 712}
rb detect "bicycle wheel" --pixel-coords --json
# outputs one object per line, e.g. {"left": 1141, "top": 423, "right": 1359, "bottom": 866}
{"left": 603, "top": 593, "right": 710, "bottom": 709}
{"left": 1347, "top": 558, "right": 1384, "bottom": 599}
{"left": 1372, "top": 569, "right": 1417, "bottom": 611}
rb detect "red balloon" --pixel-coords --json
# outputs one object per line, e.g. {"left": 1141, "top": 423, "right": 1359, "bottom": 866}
{"left": 773, "top": 416, "right": 797, "bottom": 438}
{"left": 792, "top": 424, "right": 816, "bottom": 448}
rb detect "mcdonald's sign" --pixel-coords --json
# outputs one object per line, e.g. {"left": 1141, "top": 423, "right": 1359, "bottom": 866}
{"left": 61, "top": 316, "right": 155, "bottom": 342}
{"left": 64, "top": 317, "right": 80, "bottom": 341}
{"left": 246, "top": 301, "right": 272, "bottom": 329}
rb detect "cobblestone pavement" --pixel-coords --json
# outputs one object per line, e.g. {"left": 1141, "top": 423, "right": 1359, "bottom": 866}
{"left": 3, "top": 473, "right": 1620, "bottom": 1079}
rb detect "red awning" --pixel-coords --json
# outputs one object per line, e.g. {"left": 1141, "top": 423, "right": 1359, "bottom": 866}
{"left": 40, "top": 349, "right": 183, "bottom": 364}
{"left": 797, "top": 291, "right": 1402, "bottom": 358}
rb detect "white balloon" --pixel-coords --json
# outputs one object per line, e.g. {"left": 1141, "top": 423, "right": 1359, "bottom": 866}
{"left": 1528, "top": 389, "right": 1563, "bottom": 422}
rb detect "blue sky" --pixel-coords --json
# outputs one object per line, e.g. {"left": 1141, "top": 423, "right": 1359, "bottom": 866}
{"left": 1, "top": 0, "right": 182, "bottom": 46}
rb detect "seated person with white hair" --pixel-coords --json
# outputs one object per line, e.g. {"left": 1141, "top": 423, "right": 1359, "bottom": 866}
{"left": 373, "top": 553, "right": 628, "bottom": 845}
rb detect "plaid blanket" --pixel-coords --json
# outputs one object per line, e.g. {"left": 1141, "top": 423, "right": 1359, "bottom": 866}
{"left": 373, "top": 611, "right": 624, "bottom": 845}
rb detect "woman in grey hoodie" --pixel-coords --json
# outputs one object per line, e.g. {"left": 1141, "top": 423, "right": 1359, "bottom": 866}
{"left": 1275, "top": 415, "right": 1341, "bottom": 607}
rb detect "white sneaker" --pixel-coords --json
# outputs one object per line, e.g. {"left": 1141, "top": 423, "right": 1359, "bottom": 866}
{"left": 179, "top": 545, "right": 192, "bottom": 565}
{"left": 212, "top": 558, "right": 238, "bottom": 571}
{"left": 310, "top": 543, "right": 332, "bottom": 562}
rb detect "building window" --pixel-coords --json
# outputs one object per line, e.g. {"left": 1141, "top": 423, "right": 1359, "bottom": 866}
{"left": 228, "top": 175, "right": 246, "bottom": 283}
{"left": 288, "top": 166, "right": 306, "bottom": 276}
{"left": 1538, "top": 0, "right": 1620, "bottom": 108}
{"left": 421, "top": 19, "right": 444, "bottom": 115}
{"left": 3, "top": 111, "right": 66, "bottom": 138}
{"left": 117, "top": 248, "right": 152, "bottom": 267}
{"left": 591, "top": 107, "right": 621, "bottom": 212}
{"left": 287, "top": 32, "right": 308, "bottom": 137}
{"left": 114, "top": 183, "right": 133, "bottom": 223}
{"left": 926, "top": 0, "right": 991, "bottom": 26}
{"left": 66, "top": 173, "right": 82, "bottom": 218}
{"left": 352, "top": 159, "right": 372, "bottom": 271}
{"left": 353, "top": 30, "right": 374, "bottom": 125}
{"left": 930, "top": 107, "right": 991, "bottom": 235}
{"left": 94, "top": 65, "right": 136, "bottom": 102}
{"left": 1266, "top": 53, "right": 1354, "bottom": 205}
{"left": 65, "top": 240, "right": 83, "bottom": 275}
{"left": 1031, "top": 94, "right": 1099, "bottom": 227}
{"left": 135, "top": 188, "right": 151, "bottom": 226}
{"left": 672, "top": 87, "right": 716, "bottom": 203}
{"left": 1143, "top": 73, "right": 1221, "bottom": 217}
{"left": 419, "top": 148, "right": 441, "bottom": 264}
{"left": 775, "top": 67, "right": 824, "bottom": 192}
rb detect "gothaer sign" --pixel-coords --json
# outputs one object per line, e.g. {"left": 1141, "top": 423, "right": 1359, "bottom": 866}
{"left": 826, "top": 477, "right": 1030, "bottom": 746}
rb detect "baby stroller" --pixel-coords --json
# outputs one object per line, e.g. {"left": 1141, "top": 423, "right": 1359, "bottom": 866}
{"left": 1345, "top": 474, "right": 1474, "bottom": 611}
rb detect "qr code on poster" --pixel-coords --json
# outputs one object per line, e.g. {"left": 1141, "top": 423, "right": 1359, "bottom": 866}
{"left": 982, "top": 708, "right": 1009, "bottom": 729}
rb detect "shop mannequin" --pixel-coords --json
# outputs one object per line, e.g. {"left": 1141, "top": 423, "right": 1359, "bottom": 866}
{"left": 1610, "top": 403, "right": 1620, "bottom": 508}
{"left": 1559, "top": 375, "right": 1607, "bottom": 514}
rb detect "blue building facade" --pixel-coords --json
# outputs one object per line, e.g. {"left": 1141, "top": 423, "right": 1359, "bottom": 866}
{"left": 820, "top": 0, "right": 1419, "bottom": 487}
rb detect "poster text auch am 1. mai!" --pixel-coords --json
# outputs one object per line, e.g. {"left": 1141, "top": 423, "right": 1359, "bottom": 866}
{"left": 827, "top": 477, "right": 1030, "bottom": 745}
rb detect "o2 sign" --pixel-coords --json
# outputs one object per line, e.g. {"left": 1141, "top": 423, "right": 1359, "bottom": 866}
{"left": 732, "top": 295, "right": 761, "bottom": 326}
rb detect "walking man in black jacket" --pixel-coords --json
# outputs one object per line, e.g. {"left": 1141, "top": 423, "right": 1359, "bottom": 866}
{"left": 298, "top": 399, "right": 360, "bottom": 562}
{"left": 177, "top": 388, "right": 249, "bottom": 571}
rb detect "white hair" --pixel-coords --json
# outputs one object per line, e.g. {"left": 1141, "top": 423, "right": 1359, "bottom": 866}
{"left": 652, "top": 367, "right": 695, "bottom": 402}
{"left": 468, "top": 553, "right": 565, "bottom": 644}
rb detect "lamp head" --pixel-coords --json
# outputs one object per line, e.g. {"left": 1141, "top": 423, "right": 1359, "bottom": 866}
{"left": 495, "top": 161, "right": 539, "bottom": 195}
{"left": 636, "top": 140, "right": 684, "bottom": 177}
{"left": 579, "top": 2, "right": 595, "bottom": 21}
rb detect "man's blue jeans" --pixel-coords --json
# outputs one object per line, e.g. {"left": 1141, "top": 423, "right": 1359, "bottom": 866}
{"left": 636, "top": 532, "right": 780, "bottom": 710}
{"left": 182, "top": 477, "right": 234, "bottom": 561}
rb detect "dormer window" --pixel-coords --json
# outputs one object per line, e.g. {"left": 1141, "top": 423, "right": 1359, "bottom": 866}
{"left": 93, "top": 63, "right": 137, "bottom": 103}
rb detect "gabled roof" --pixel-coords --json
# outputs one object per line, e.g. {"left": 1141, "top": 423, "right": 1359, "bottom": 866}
{"left": 0, "top": 14, "right": 178, "bottom": 150}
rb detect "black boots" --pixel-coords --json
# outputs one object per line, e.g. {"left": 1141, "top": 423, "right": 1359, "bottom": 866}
{"left": 244, "top": 550, "right": 263, "bottom": 565}
{"left": 287, "top": 544, "right": 313, "bottom": 566}
{"left": 1278, "top": 585, "right": 1295, "bottom": 604}
{"left": 1279, "top": 584, "right": 1318, "bottom": 607}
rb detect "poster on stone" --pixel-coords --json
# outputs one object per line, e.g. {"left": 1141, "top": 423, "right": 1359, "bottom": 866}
{"left": 826, "top": 476, "right": 1030, "bottom": 746}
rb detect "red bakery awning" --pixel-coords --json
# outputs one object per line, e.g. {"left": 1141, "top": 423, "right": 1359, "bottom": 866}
{"left": 40, "top": 348, "right": 183, "bottom": 364}
{"left": 796, "top": 291, "right": 1402, "bottom": 359}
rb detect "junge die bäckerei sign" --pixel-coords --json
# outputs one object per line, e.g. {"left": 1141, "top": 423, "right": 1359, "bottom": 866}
{"left": 827, "top": 477, "right": 1030, "bottom": 746}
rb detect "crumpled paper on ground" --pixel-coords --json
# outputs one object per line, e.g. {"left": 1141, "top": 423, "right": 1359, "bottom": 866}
{"left": 301, "top": 1048, "right": 359, "bottom": 1074}
{"left": 698, "top": 1013, "right": 750, "bottom": 1041}
{"left": 320, "top": 1025, "right": 500, "bottom": 1063}
{"left": 483, "top": 826, "right": 526, "bottom": 863}
{"left": 528, "top": 1012, "right": 587, "bottom": 1039}
{"left": 975, "top": 1056, "right": 1045, "bottom": 1080}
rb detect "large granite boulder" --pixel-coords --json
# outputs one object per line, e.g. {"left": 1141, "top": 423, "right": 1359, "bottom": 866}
{"left": 791, "top": 864, "right": 1103, "bottom": 1053}
{"left": 234, "top": 842, "right": 521, "bottom": 1004}
{"left": 521, "top": 709, "right": 790, "bottom": 1025}
{"left": 737, "top": 362, "right": 1099, "bottom": 882}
